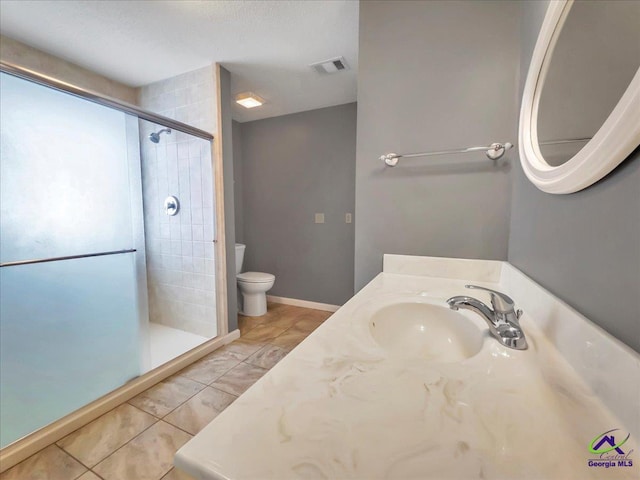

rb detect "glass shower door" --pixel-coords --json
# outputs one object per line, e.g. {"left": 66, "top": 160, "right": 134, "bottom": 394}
{"left": 0, "top": 72, "right": 148, "bottom": 447}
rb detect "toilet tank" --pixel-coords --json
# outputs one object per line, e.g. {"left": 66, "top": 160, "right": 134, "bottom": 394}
{"left": 235, "top": 243, "right": 246, "bottom": 274}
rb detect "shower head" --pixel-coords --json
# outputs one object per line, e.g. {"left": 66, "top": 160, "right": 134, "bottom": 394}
{"left": 149, "top": 128, "right": 171, "bottom": 143}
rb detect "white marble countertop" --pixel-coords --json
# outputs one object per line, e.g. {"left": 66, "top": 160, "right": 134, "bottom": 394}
{"left": 175, "top": 256, "right": 639, "bottom": 480}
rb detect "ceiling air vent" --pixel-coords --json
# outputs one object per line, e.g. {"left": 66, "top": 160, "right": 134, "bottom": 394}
{"left": 310, "top": 56, "right": 350, "bottom": 75}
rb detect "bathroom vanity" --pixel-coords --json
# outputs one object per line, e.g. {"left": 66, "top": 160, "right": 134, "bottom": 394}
{"left": 175, "top": 254, "right": 639, "bottom": 479}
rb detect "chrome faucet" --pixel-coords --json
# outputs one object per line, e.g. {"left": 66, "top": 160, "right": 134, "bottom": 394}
{"left": 446, "top": 285, "right": 528, "bottom": 350}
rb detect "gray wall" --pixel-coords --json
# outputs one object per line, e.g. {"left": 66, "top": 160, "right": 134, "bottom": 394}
{"left": 509, "top": 1, "right": 640, "bottom": 352}
{"left": 232, "top": 121, "right": 244, "bottom": 244}
{"left": 236, "top": 103, "right": 356, "bottom": 306}
{"left": 354, "top": 0, "right": 521, "bottom": 290}
{"left": 219, "top": 66, "right": 238, "bottom": 332}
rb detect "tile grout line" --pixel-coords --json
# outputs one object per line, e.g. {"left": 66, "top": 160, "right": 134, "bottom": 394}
{"left": 173, "top": 366, "right": 224, "bottom": 387}
{"left": 59, "top": 445, "right": 92, "bottom": 480}
{"left": 159, "top": 381, "right": 236, "bottom": 424}
{"left": 161, "top": 388, "right": 238, "bottom": 437}
{"left": 82, "top": 418, "right": 161, "bottom": 472}
{"left": 56, "top": 402, "right": 161, "bottom": 470}
{"left": 160, "top": 418, "right": 196, "bottom": 439}
{"left": 57, "top": 401, "right": 150, "bottom": 446}
{"left": 241, "top": 359, "right": 277, "bottom": 370}
{"left": 137, "top": 391, "right": 197, "bottom": 421}
{"left": 127, "top": 399, "right": 173, "bottom": 419}
{"left": 207, "top": 385, "right": 240, "bottom": 399}
{"left": 125, "top": 372, "right": 213, "bottom": 422}
{"left": 196, "top": 357, "right": 249, "bottom": 386}
{"left": 86, "top": 469, "right": 106, "bottom": 480}
{"left": 60, "top": 445, "right": 93, "bottom": 473}
{"left": 152, "top": 354, "right": 249, "bottom": 419}
{"left": 88, "top": 419, "right": 181, "bottom": 479}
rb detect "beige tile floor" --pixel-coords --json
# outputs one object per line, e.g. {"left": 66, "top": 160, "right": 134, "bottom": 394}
{"left": 1, "top": 303, "right": 331, "bottom": 480}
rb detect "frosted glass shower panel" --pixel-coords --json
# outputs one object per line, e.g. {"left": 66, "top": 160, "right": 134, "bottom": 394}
{"left": 0, "top": 73, "right": 134, "bottom": 262}
{"left": 0, "top": 72, "right": 145, "bottom": 448}
{"left": 0, "top": 254, "right": 141, "bottom": 448}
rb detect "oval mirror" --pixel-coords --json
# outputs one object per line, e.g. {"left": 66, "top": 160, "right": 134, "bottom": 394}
{"left": 519, "top": 0, "right": 640, "bottom": 194}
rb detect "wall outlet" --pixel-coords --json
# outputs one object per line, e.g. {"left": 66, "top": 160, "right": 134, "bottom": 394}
{"left": 345, "top": 213, "right": 352, "bottom": 224}
{"left": 315, "top": 213, "right": 325, "bottom": 224}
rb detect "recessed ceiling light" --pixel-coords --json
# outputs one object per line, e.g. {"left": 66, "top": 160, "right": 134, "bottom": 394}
{"left": 235, "top": 92, "right": 264, "bottom": 109}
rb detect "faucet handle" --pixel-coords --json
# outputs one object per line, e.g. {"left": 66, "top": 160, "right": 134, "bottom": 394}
{"left": 465, "top": 285, "right": 515, "bottom": 313}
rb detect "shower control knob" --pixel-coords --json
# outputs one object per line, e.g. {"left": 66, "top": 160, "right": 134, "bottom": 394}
{"left": 164, "top": 196, "right": 179, "bottom": 216}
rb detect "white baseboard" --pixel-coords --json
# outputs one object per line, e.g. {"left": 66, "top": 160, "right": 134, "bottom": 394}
{"left": 0, "top": 329, "right": 240, "bottom": 473}
{"left": 266, "top": 295, "right": 340, "bottom": 312}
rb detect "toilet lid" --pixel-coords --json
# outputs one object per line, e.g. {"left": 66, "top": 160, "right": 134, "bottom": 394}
{"left": 237, "top": 272, "right": 275, "bottom": 283}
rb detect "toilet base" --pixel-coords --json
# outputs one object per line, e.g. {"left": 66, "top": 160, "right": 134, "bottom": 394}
{"left": 241, "top": 291, "right": 268, "bottom": 316}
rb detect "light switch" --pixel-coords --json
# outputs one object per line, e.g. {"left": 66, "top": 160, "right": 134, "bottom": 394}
{"left": 315, "top": 213, "right": 325, "bottom": 224}
{"left": 345, "top": 213, "right": 352, "bottom": 224}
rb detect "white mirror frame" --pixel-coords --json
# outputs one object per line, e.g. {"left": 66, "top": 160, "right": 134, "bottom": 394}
{"left": 519, "top": 0, "right": 640, "bottom": 194}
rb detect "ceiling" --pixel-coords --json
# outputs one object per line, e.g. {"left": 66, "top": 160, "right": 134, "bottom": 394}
{"left": 0, "top": 0, "right": 359, "bottom": 122}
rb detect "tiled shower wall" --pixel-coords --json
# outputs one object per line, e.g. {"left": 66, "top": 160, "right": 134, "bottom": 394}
{"left": 137, "top": 66, "right": 218, "bottom": 338}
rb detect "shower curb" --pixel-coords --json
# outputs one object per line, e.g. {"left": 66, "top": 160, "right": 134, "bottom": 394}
{"left": 0, "top": 329, "right": 240, "bottom": 473}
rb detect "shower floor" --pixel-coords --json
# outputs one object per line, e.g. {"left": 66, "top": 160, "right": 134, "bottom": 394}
{"left": 149, "top": 322, "right": 210, "bottom": 370}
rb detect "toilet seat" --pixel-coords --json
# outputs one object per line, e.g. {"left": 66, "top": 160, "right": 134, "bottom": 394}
{"left": 237, "top": 272, "right": 275, "bottom": 283}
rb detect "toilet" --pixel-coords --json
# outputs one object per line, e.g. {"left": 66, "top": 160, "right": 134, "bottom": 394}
{"left": 235, "top": 243, "right": 275, "bottom": 316}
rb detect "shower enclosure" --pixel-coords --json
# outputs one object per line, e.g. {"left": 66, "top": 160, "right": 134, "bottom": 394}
{"left": 0, "top": 66, "right": 219, "bottom": 449}
{"left": 139, "top": 118, "right": 218, "bottom": 366}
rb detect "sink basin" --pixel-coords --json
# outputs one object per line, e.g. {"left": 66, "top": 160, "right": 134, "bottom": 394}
{"left": 369, "top": 302, "right": 484, "bottom": 362}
